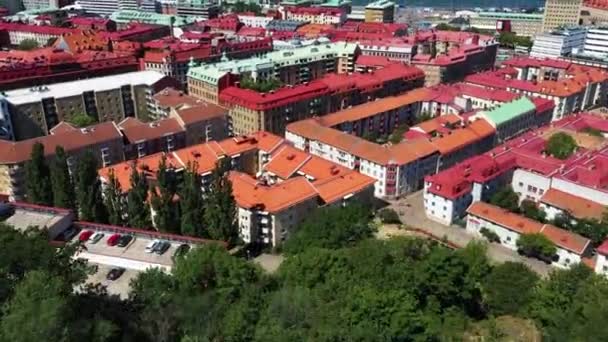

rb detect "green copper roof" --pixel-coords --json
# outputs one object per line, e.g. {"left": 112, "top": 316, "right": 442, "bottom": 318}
{"left": 320, "top": 0, "right": 351, "bottom": 7}
{"left": 109, "top": 10, "right": 194, "bottom": 27}
{"left": 482, "top": 97, "right": 536, "bottom": 126}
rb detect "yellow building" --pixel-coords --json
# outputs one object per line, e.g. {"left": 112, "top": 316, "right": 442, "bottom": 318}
{"left": 542, "top": 0, "right": 583, "bottom": 32}
{"left": 364, "top": 0, "right": 395, "bottom": 23}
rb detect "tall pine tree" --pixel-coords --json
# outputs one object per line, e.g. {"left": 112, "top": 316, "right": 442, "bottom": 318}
{"left": 203, "top": 159, "right": 238, "bottom": 244}
{"left": 179, "top": 162, "right": 205, "bottom": 237}
{"left": 50, "top": 146, "right": 76, "bottom": 210}
{"left": 126, "top": 164, "right": 152, "bottom": 229}
{"left": 103, "top": 168, "right": 125, "bottom": 226}
{"left": 75, "top": 151, "right": 107, "bottom": 223}
{"left": 25, "top": 142, "right": 53, "bottom": 206}
{"left": 150, "top": 155, "right": 180, "bottom": 233}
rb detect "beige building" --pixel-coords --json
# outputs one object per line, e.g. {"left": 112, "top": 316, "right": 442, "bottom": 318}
{"left": 187, "top": 43, "right": 360, "bottom": 104}
{"left": 364, "top": 0, "right": 395, "bottom": 23}
{"left": 470, "top": 12, "right": 544, "bottom": 37}
{"left": 0, "top": 121, "right": 124, "bottom": 201}
{"left": 542, "top": 0, "right": 583, "bottom": 32}
{"left": 3, "top": 71, "right": 177, "bottom": 140}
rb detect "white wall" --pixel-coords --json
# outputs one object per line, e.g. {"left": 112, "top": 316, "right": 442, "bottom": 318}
{"left": 511, "top": 169, "right": 551, "bottom": 203}
{"left": 551, "top": 177, "right": 608, "bottom": 205}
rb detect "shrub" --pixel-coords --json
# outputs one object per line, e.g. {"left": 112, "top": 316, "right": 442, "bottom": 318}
{"left": 516, "top": 233, "right": 557, "bottom": 261}
{"left": 378, "top": 208, "right": 401, "bottom": 224}
{"left": 480, "top": 227, "right": 500, "bottom": 243}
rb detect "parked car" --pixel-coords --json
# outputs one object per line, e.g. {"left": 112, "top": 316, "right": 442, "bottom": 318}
{"left": 154, "top": 241, "right": 171, "bottom": 255}
{"left": 89, "top": 232, "right": 104, "bottom": 244}
{"left": 145, "top": 239, "right": 161, "bottom": 253}
{"left": 79, "top": 230, "right": 94, "bottom": 242}
{"left": 106, "top": 267, "right": 126, "bottom": 281}
{"left": 107, "top": 233, "right": 121, "bottom": 246}
{"left": 173, "top": 244, "right": 190, "bottom": 260}
{"left": 117, "top": 235, "right": 134, "bottom": 247}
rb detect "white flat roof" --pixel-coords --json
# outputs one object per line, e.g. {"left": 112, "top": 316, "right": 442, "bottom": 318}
{"left": 3, "top": 70, "right": 166, "bottom": 106}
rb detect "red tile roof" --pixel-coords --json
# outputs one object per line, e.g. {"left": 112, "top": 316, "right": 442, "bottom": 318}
{"left": 0, "top": 122, "right": 122, "bottom": 164}
{"left": 540, "top": 189, "right": 605, "bottom": 221}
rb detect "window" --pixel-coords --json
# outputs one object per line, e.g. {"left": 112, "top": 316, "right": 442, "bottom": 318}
{"left": 506, "top": 236, "right": 511, "bottom": 241}
{"left": 519, "top": 182, "right": 523, "bottom": 187}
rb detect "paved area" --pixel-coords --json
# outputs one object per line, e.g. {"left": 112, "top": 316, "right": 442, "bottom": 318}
{"left": 253, "top": 253, "right": 284, "bottom": 273}
{"left": 388, "top": 191, "right": 552, "bottom": 276}
{"left": 72, "top": 230, "right": 189, "bottom": 271}
{"left": 79, "top": 263, "right": 140, "bottom": 299}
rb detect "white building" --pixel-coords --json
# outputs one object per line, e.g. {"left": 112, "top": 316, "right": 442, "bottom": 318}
{"left": 582, "top": 26, "right": 608, "bottom": 59}
{"left": 238, "top": 14, "right": 273, "bottom": 28}
{"left": 466, "top": 201, "right": 591, "bottom": 269}
{"left": 530, "top": 27, "right": 587, "bottom": 59}
{"left": 595, "top": 241, "right": 608, "bottom": 276}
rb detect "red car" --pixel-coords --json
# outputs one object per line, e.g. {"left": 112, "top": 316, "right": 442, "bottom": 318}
{"left": 79, "top": 230, "right": 94, "bottom": 242}
{"left": 106, "top": 233, "right": 121, "bottom": 246}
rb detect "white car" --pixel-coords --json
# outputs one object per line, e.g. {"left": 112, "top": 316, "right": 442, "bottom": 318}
{"left": 145, "top": 239, "right": 161, "bottom": 253}
{"left": 88, "top": 232, "right": 104, "bottom": 244}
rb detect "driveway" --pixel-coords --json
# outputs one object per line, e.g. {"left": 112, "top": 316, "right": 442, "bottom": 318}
{"left": 388, "top": 191, "right": 552, "bottom": 276}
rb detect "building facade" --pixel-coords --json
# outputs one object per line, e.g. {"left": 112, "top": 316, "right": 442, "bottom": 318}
{"left": 542, "top": 0, "right": 583, "bottom": 32}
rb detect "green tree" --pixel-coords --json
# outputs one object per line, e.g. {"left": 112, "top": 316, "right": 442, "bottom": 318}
{"left": 172, "top": 244, "right": 259, "bottom": 296}
{"left": 520, "top": 199, "right": 546, "bottom": 222}
{"left": 17, "top": 38, "right": 39, "bottom": 50}
{"left": 150, "top": 155, "right": 180, "bottom": 233}
{"left": 239, "top": 76, "right": 282, "bottom": 92}
{"left": 203, "top": 159, "right": 238, "bottom": 244}
{"left": 545, "top": 132, "right": 577, "bottom": 160}
{"left": 127, "top": 165, "right": 152, "bottom": 229}
{"left": 284, "top": 203, "right": 373, "bottom": 254}
{"left": 483, "top": 262, "right": 539, "bottom": 315}
{"left": 75, "top": 151, "right": 107, "bottom": 223}
{"left": 24, "top": 142, "right": 53, "bottom": 206}
{"left": 489, "top": 186, "right": 520, "bottom": 213}
{"left": 103, "top": 168, "right": 125, "bottom": 226}
{"left": 388, "top": 124, "right": 408, "bottom": 144}
{"left": 50, "top": 146, "right": 76, "bottom": 210}
{"left": 378, "top": 208, "right": 401, "bottom": 224}
{"left": 527, "top": 264, "right": 595, "bottom": 335}
{"left": 179, "top": 162, "right": 205, "bottom": 237}
{"left": 67, "top": 113, "right": 97, "bottom": 128}
{"left": 516, "top": 233, "right": 557, "bottom": 260}
{"left": 0, "top": 270, "right": 69, "bottom": 342}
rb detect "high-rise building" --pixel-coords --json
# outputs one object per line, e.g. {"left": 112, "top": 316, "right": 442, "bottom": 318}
{"left": 530, "top": 26, "right": 587, "bottom": 58}
{"left": 583, "top": 26, "right": 608, "bottom": 58}
{"left": 542, "top": 0, "right": 583, "bottom": 32}
{"left": 364, "top": 0, "right": 394, "bottom": 23}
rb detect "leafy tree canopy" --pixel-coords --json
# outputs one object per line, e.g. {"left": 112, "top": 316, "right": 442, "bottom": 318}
{"left": 545, "top": 132, "right": 577, "bottom": 160}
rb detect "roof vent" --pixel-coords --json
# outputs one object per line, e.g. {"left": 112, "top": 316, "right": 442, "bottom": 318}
{"left": 286, "top": 154, "right": 295, "bottom": 160}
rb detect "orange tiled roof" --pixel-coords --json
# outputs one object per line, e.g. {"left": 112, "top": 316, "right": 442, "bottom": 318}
{"left": 540, "top": 188, "right": 605, "bottom": 221}
{"left": 264, "top": 145, "right": 311, "bottom": 179}
{"left": 467, "top": 202, "right": 544, "bottom": 235}
{"left": 229, "top": 171, "right": 318, "bottom": 213}
{"left": 318, "top": 88, "right": 432, "bottom": 127}
{"left": 540, "top": 224, "right": 591, "bottom": 255}
{"left": 468, "top": 202, "right": 591, "bottom": 254}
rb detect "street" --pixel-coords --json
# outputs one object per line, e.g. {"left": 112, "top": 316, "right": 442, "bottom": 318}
{"left": 388, "top": 191, "right": 552, "bottom": 276}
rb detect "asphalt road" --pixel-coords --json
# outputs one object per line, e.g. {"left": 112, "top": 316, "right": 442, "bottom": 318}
{"left": 388, "top": 191, "right": 552, "bottom": 276}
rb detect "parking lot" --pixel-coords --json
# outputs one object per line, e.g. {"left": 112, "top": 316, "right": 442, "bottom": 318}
{"left": 72, "top": 230, "right": 189, "bottom": 271}
{"left": 80, "top": 263, "right": 140, "bottom": 299}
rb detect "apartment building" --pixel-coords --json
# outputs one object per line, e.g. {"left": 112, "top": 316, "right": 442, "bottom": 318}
{"left": 364, "top": 0, "right": 394, "bottom": 23}
{"left": 542, "top": 0, "right": 583, "bottom": 32}
{"left": 0, "top": 48, "right": 139, "bottom": 91}
{"left": 237, "top": 14, "right": 274, "bottom": 28}
{"left": 465, "top": 57, "right": 608, "bottom": 120}
{"left": 466, "top": 202, "right": 591, "bottom": 269}
{"left": 0, "top": 22, "right": 75, "bottom": 46}
{"left": 420, "top": 82, "right": 521, "bottom": 115}
{"left": 98, "top": 132, "right": 375, "bottom": 246}
{"left": 219, "top": 63, "right": 425, "bottom": 136}
{"left": 582, "top": 26, "right": 608, "bottom": 58}
{"left": 3, "top": 71, "right": 178, "bottom": 140}
{"left": 424, "top": 113, "right": 608, "bottom": 225}
{"left": 531, "top": 26, "right": 587, "bottom": 58}
{"left": 176, "top": 0, "right": 219, "bottom": 19}
{"left": 470, "top": 12, "right": 544, "bottom": 37}
{"left": 283, "top": 6, "right": 346, "bottom": 25}
{"left": 109, "top": 10, "right": 195, "bottom": 27}
{"left": 187, "top": 42, "right": 360, "bottom": 103}
{"left": 0, "top": 121, "right": 124, "bottom": 201}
